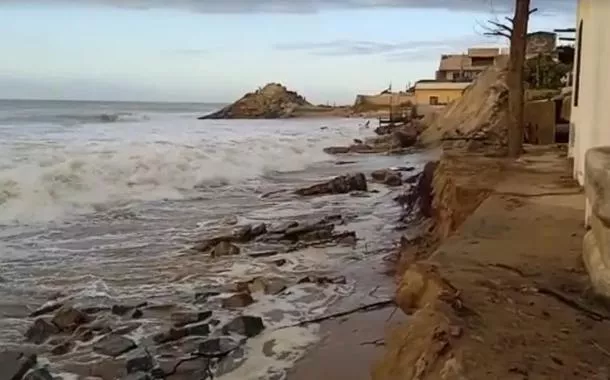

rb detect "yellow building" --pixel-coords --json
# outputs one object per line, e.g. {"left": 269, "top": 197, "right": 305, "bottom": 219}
{"left": 413, "top": 80, "right": 471, "bottom": 105}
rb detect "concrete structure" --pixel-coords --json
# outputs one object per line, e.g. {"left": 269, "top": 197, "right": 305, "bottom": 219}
{"left": 435, "top": 47, "right": 507, "bottom": 82}
{"left": 353, "top": 92, "right": 415, "bottom": 111}
{"left": 413, "top": 81, "right": 471, "bottom": 105}
{"left": 569, "top": 0, "right": 610, "bottom": 187}
{"left": 524, "top": 100, "right": 556, "bottom": 145}
{"left": 526, "top": 31, "right": 557, "bottom": 58}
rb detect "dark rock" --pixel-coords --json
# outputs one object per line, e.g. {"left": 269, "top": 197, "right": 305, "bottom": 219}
{"left": 0, "top": 351, "right": 37, "bottom": 380}
{"left": 268, "top": 221, "right": 299, "bottom": 234}
{"left": 111, "top": 304, "right": 136, "bottom": 316}
{"left": 221, "top": 215, "right": 239, "bottom": 225}
{"left": 171, "top": 311, "right": 212, "bottom": 328}
{"left": 295, "top": 173, "right": 367, "bottom": 196}
{"left": 184, "top": 322, "right": 211, "bottom": 337}
{"left": 211, "top": 241, "right": 240, "bottom": 257}
{"left": 323, "top": 146, "right": 350, "bottom": 155}
{"left": 194, "top": 291, "right": 221, "bottom": 304}
{"left": 222, "top": 316, "right": 265, "bottom": 338}
{"left": 349, "top": 143, "right": 375, "bottom": 153}
{"left": 152, "top": 327, "right": 187, "bottom": 345}
{"left": 214, "top": 346, "right": 246, "bottom": 377}
{"left": 221, "top": 293, "right": 254, "bottom": 309}
{"left": 374, "top": 124, "right": 395, "bottom": 135}
{"left": 371, "top": 169, "right": 390, "bottom": 181}
{"left": 231, "top": 225, "right": 253, "bottom": 242}
{"left": 52, "top": 306, "right": 89, "bottom": 332}
{"left": 247, "top": 250, "right": 279, "bottom": 259}
{"left": 384, "top": 173, "right": 403, "bottom": 187}
{"left": 337, "top": 233, "right": 358, "bottom": 246}
{"left": 272, "top": 259, "right": 287, "bottom": 267}
{"left": 392, "top": 129, "right": 418, "bottom": 147}
{"left": 25, "top": 318, "right": 59, "bottom": 344}
{"left": 126, "top": 349, "right": 154, "bottom": 374}
{"left": 150, "top": 368, "right": 165, "bottom": 379}
{"left": 198, "top": 337, "right": 240, "bottom": 357}
{"left": 395, "top": 166, "right": 415, "bottom": 172}
{"left": 353, "top": 138, "right": 363, "bottom": 144}
{"left": 29, "top": 302, "right": 63, "bottom": 318}
{"left": 192, "top": 235, "right": 232, "bottom": 253}
{"left": 93, "top": 334, "right": 137, "bottom": 357}
{"left": 283, "top": 222, "right": 334, "bottom": 241}
{"left": 50, "top": 339, "right": 74, "bottom": 356}
{"left": 350, "top": 191, "right": 371, "bottom": 198}
{"left": 23, "top": 368, "right": 53, "bottom": 380}
{"left": 250, "top": 223, "right": 267, "bottom": 238}
{"left": 131, "top": 309, "right": 143, "bottom": 319}
{"left": 82, "top": 306, "right": 111, "bottom": 314}
{"left": 335, "top": 160, "right": 357, "bottom": 165}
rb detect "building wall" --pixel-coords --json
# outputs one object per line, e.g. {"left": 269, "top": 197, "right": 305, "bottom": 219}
{"left": 570, "top": 0, "right": 610, "bottom": 186}
{"left": 414, "top": 88, "right": 465, "bottom": 105}
{"left": 353, "top": 93, "right": 415, "bottom": 110}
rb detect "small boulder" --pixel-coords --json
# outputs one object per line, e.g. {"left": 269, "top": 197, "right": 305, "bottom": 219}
{"left": 123, "top": 372, "right": 151, "bottom": 380}
{"left": 0, "top": 351, "right": 37, "bottom": 380}
{"left": 111, "top": 305, "right": 133, "bottom": 316}
{"left": 250, "top": 223, "right": 267, "bottom": 238}
{"left": 184, "top": 322, "right": 211, "bottom": 337}
{"left": 323, "top": 146, "right": 350, "bottom": 155}
{"left": 52, "top": 306, "right": 89, "bottom": 332}
{"left": 231, "top": 225, "right": 253, "bottom": 242}
{"left": 221, "top": 293, "right": 254, "bottom": 309}
{"left": 152, "top": 327, "right": 187, "bottom": 345}
{"left": 198, "top": 337, "right": 240, "bottom": 357}
{"left": 392, "top": 129, "right": 418, "bottom": 147}
{"left": 93, "top": 334, "right": 137, "bottom": 357}
{"left": 272, "top": 259, "right": 287, "bottom": 267}
{"left": 268, "top": 221, "right": 298, "bottom": 234}
{"left": 384, "top": 173, "right": 403, "bottom": 187}
{"left": 126, "top": 349, "right": 154, "bottom": 374}
{"left": 222, "top": 316, "right": 265, "bottom": 338}
{"left": 132, "top": 309, "right": 143, "bottom": 319}
{"left": 24, "top": 368, "right": 54, "bottom": 380}
{"left": 25, "top": 318, "right": 59, "bottom": 344}
{"left": 211, "top": 241, "right": 241, "bottom": 258}
{"left": 221, "top": 215, "right": 239, "bottom": 225}
{"left": 171, "top": 311, "right": 212, "bottom": 328}
{"left": 29, "top": 302, "right": 64, "bottom": 318}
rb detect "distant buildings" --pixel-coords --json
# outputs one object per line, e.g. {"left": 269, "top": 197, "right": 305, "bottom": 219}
{"left": 435, "top": 48, "right": 508, "bottom": 82}
{"left": 413, "top": 80, "right": 471, "bottom": 106}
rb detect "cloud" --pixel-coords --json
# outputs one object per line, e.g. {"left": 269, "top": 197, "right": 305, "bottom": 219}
{"left": 0, "top": 0, "right": 575, "bottom": 14}
{"left": 274, "top": 35, "right": 502, "bottom": 61}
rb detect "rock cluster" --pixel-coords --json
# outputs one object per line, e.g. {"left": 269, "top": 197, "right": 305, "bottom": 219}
{"left": 323, "top": 128, "right": 418, "bottom": 155}
{"left": 199, "top": 83, "right": 312, "bottom": 119}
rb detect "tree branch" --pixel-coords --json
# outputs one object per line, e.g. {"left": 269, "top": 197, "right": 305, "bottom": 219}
{"left": 529, "top": 7, "right": 539, "bottom": 15}
{"left": 488, "top": 20, "right": 513, "bottom": 33}
{"left": 484, "top": 31, "right": 512, "bottom": 39}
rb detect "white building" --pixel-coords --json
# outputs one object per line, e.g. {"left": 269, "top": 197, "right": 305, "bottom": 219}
{"left": 569, "top": 1, "right": 610, "bottom": 186}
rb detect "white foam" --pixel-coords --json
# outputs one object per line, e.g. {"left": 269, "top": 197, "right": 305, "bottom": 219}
{"left": 0, "top": 117, "right": 364, "bottom": 223}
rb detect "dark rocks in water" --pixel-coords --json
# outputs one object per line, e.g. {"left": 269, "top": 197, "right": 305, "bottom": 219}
{"left": 184, "top": 322, "right": 211, "bottom": 337}
{"left": 295, "top": 173, "right": 367, "bottom": 196}
{"left": 52, "top": 306, "right": 89, "bottom": 332}
{"left": 371, "top": 169, "right": 389, "bottom": 181}
{"left": 82, "top": 306, "right": 111, "bottom": 315}
{"left": 283, "top": 222, "right": 334, "bottom": 241}
{"left": 231, "top": 225, "right": 253, "bottom": 242}
{"left": 211, "top": 241, "right": 241, "bottom": 258}
{"left": 298, "top": 275, "right": 348, "bottom": 285}
{"left": 268, "top": 221, "right": 298, "bottom": 234}
{"left": 198, "top": 337, "right": 240, "bottom": 357}
{"left": 272, "top": 259, "right": 287, "bottom": 267}
{"left": 126, "top": 349, "right": 154, "bottom": 374}
{"left": 221, "top": 293, "right": 254, "bottom": 309}
{"left": 50, "top": 339, "right": 74, "bottom": 356}
{"left": 247, "top": 250, "right": 279, "bottom": 259}
{"left": 198, "top": 83, "right": 311, "bottom": 120}
{"left": 323, "top": 146, "right": 350, "bottom": 155}
{"left": 171, "top": 311, "right": 212, "bottom": 328}
{"left": 192, "top": 235, "right": 232, "bottom": 253}
{"left": 111, "top": 304, "right": 133, "bottom": 316}
{"left": 25, "top": 318, "right": 59, "bottom": 344}
{"left": 392, "top": 129, "right": 418, "bottom": 147}
{"left": 374, "top": 124, "right": 397, "bottom": 135}
{"left": 335, "top": 160, "right": 357, "bottom": 166}
{"left": 0, "top": 351, "right": 37, "bottom": 380}
{"left": 336, "top": 232, "right": 358, "bottom": 246}
{"left": 194, "top": 291, "right": 221, "bottom": 304}
{"left": 250, "top": 223, "right": 267, "bottom": 238}
{"left": 93, "top": 334, "right": 137, "bottom": 357}
{"left": 23, "top": 368, "right": 54, "bottom": 380}
{"left": 152, "top": 327, "right": 187, "bottom": 345}
{"left": 353, "top": 138, "right": 363, "bottom": 144}
{"left": 245, "top": 277, "right": 287, "bottom": 295}
{"left": 73, "top": 325, "right": 95, "bottom": 342}
{"left": 222, "top": 316, "right": 265, "bottom": 338}
{"left": 299, "top": 228, "right": 333, "bottom": 241}
{"left": 350, "top": 191, "right": 371, "bottom": 198}
{"left": 123, "top": 372, "right": 151, "bottom": 380}
{"left": 131, "top": 309, "right": 143, "bottom": 319}
{"left": 371, "top": 169, "right": 402, "bottom": 187}
{"left": 29, "top": 302, "right": 63, "bottom": 318}
{"left": 385, "top": 173, "right": 403, "bottom": 187}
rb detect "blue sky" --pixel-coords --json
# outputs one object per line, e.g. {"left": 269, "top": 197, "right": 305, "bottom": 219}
{"left": 0, "top": 0, "right": 575, "bottom": 104}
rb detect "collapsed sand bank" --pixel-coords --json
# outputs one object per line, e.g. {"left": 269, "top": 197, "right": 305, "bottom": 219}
{"left": 373, "top": 145, "right": 610, "bottom": 380}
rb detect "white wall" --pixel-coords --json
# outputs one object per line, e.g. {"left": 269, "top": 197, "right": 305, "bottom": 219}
{"left": 571, "top": 1, "right": 610, "bottom": 186}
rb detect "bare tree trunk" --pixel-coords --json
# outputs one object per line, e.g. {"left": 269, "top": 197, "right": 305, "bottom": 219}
{"left": 507, "top": 0, "right": 531, "bottom": 157}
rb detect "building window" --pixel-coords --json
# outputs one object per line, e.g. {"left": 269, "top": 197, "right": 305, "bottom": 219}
{"left": 574, "top": 19, "right": 583, "bottom": 107}
{"left": 429, "top": 96, "right": 439, "bottom": 105}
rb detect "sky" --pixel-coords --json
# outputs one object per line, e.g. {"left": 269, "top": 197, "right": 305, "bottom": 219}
{"left": 0, "top": 0, "right": 576, "bottom": 104}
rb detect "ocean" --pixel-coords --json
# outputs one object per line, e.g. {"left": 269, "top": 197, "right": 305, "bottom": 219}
{"left": 0, "top": 99, "right": 431, "bottom": 379}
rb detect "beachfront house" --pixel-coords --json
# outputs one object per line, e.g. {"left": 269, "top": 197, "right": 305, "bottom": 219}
{"left": 435, "top": 48, "right": 507, "bottom": 82}
{"left": 568, "top": 0, "right": 610, "bottom": 187}
{"left": 413, "top": 80, "right": 471, "bottom": 106}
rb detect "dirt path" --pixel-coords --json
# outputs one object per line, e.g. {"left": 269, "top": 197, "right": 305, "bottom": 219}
{"left": 375, "top": 146, "right": 610, "bottom": 379}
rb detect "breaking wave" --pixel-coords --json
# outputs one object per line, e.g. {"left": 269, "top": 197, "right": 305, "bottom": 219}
{"left": 0, "top": 121, "right": 364, "bottom": 223}
{"left": 0, "top": 112, "right": 150, "bottom": 125}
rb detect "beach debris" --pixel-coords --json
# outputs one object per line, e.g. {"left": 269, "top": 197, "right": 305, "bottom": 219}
{"left": 295, "top": 173, "right": 367, "bottom": 196}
